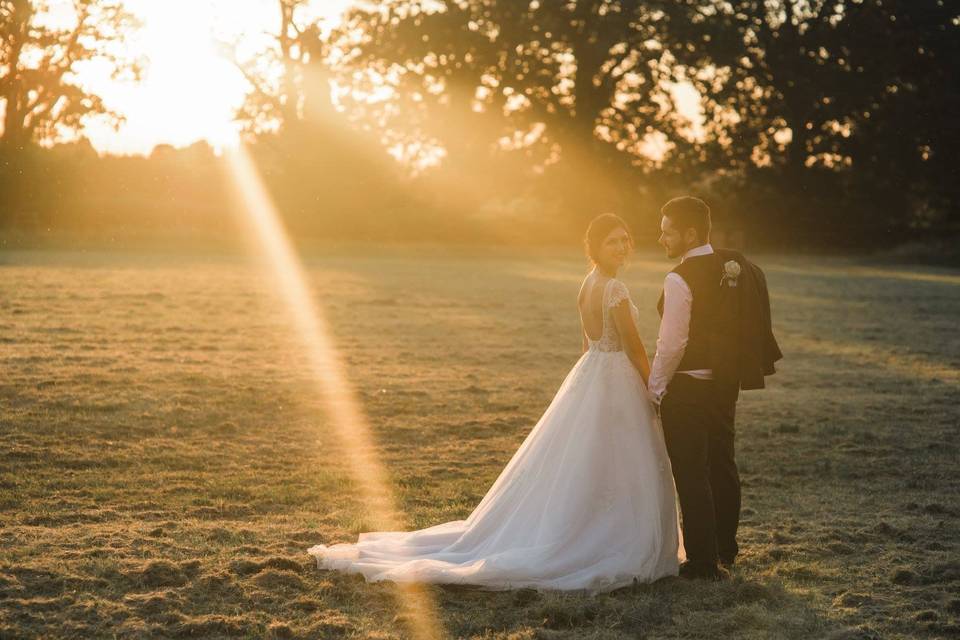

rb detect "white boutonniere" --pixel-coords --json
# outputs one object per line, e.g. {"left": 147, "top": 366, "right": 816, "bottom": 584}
{"left": 721, "top": 260, "right": 741, "bottom": 287}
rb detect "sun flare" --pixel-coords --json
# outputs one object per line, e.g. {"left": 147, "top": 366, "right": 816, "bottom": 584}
{"left": 77, "top": 0, "right": 350, "bottom": 155}
{"left": 223, "top": 145, "right": 446, "bottom": 639}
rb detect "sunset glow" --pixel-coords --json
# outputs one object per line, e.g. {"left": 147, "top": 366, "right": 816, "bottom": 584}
{"left": 78, "top": 0, "right": 349, "bottom": 155}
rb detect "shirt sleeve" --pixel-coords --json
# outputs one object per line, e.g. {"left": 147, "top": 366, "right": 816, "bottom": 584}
{"left": 648, "top": 272, "right": 693, "bottom": 402}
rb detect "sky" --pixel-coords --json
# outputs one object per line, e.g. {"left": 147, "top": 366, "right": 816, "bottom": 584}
{"left": 78, "top": 0, "right": 349, "bottom": 156}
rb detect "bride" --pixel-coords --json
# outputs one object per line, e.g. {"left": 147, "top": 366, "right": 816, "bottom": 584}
{"left": 308, "top": 214, "right": 683, "bottom": 592}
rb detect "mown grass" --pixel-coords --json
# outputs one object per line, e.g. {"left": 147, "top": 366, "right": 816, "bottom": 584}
{"left": 1, "top": 247, "right": 958, "bottom": 639}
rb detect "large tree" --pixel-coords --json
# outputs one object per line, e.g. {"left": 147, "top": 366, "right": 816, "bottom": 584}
{"left": 325, "top": 0, "right": 732, "bottom": 227}
{"left": 227, "top": 0, "right": 338, "bottom": 137}
{"left": 680, "top": 0, "right": 960, "bottom": 237}
{"left": 226, "top": 0, "right": 411, "bottom": 240}
{"left": 330, "top": 0, "right": 959, "bottom": 242}
{"left": 843, "top": 1, "right": 960, "bottom": 234}
{"left": 0, "top": 0, "right": 140, "bottom": 150}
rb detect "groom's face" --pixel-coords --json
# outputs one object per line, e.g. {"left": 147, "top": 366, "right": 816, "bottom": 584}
{"left": 658, "top": 216, "right": 692, "bottom": 259}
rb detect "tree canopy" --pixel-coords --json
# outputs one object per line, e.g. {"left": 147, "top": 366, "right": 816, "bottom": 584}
{"left": 0, "top": 0, "right": 140, "bottom": 149}
{"left": 1, "top": 0, "right": 957, "bottom": 250}
{"left": 321, "top": 0, "right": 959, "bottom": 244}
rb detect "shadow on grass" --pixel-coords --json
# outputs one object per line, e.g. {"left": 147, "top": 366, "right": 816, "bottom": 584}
{"left": 0, "top": 553, "right": 868, "bottom": 639}
{"left": 423, "top": 573, "right": 857, "bottom": 639}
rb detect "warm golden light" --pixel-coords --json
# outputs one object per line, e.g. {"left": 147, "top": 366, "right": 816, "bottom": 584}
{"left": 77, "top": 0, "right": 351, "bottom": 154}
{"left": 223, "top": 145, "right": 446, "bottom": 640}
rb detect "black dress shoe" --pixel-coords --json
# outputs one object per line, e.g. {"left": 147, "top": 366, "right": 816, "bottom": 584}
{"left": 719, "top": 555, "right": 736, "bottom": 569}
{"left": 679, "top": 561, "right": 731, "bottom": 581}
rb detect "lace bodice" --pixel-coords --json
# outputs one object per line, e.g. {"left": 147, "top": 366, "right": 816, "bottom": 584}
{"left": 582, "top": 274, "right": 640, "bottom": 353}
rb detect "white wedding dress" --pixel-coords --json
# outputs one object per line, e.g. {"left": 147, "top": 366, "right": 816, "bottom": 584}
{"left": 308, "top": 273, "right": 683, "bottom": 593}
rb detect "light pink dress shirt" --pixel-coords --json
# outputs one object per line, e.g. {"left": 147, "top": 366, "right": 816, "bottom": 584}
{"left": 648, "top": 243, "right": 715, "bottom": 403}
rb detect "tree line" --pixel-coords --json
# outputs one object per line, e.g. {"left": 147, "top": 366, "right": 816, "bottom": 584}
{"left": 1, "top": 0, "right": 957, "bottom": 250}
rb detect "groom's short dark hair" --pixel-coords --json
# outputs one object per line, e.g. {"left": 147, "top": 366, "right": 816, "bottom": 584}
{"left": 661, "top": 196, "right": 711, "bottom": 243}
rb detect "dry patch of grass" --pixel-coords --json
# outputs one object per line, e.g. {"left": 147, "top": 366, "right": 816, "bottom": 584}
{"left": 1, "top": 249, "right": 958, "bottom": 639}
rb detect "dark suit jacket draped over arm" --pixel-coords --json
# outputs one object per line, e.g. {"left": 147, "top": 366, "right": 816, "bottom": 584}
{"left": 714, "top": 249, "right": 783, "bottom": 397}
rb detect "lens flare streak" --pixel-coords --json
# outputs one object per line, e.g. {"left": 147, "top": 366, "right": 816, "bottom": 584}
{"left": 224, "top": 146, "right": 446, "bottom": 640}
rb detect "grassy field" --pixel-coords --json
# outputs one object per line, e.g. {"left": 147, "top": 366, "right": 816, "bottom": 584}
{"left": 1, "top": 247, "right": 958, "bottom": 639}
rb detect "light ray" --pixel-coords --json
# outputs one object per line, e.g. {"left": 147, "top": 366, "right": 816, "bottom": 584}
{"left": 764, "top": 263, "right": 960, "bottom": 286}
{"left": 223, "top": 146, "right": 446, "bottom": 640}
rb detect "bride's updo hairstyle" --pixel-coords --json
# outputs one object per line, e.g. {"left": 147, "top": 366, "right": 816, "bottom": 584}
{"left": 584, "top": 213, "right": 634, "bottom": 265}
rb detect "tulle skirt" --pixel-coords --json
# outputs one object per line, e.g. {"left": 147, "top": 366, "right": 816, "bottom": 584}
{"left": 307, "top": 349, "right": 683, "bottom": 593}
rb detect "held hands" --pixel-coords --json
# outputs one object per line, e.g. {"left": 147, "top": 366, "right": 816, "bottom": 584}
{"left": 644, "top": 383, "right": 664, "bottom": 405}
{"left": 646, "top": 387, "right": 665, "bottom": 417}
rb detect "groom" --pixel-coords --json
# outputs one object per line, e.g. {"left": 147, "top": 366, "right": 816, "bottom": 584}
{"left": 649, "top": 196, "right": 781, "bottom": 580}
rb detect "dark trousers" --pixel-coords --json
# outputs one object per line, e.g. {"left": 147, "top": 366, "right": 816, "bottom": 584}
{"left": 660, "top": 374, "right": 740, "bottom": 568}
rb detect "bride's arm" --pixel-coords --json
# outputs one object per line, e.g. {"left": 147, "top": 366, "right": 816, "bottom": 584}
{"left": 611, "top": 301, "right": 651, "bottom": 386}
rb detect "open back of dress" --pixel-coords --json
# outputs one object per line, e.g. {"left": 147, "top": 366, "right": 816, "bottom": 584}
{"left": 578, "top": 270, "right": 639, "bottom": 352}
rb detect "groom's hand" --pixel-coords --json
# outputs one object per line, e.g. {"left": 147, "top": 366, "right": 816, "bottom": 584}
{"left": 647, "top": 388, "right": 664, "bottom": 415}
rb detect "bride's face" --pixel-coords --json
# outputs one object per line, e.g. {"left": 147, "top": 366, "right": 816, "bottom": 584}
{"left": 596, "top": 226, "right": 631, "bottom": 271}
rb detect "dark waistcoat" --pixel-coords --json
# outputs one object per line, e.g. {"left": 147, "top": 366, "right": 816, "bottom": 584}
{"left": 656, "top": 253, "right": 722, "bottom": 371}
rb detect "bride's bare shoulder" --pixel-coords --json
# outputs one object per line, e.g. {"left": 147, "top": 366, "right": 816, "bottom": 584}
{"left": 577, "top": 272, "right": 599, "bottom": 298}
{"left": 577, "top": 272, "right": 592, "bottom": 297}
{"left": 577, "top": 270, "right": 613, "bottom": 308}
